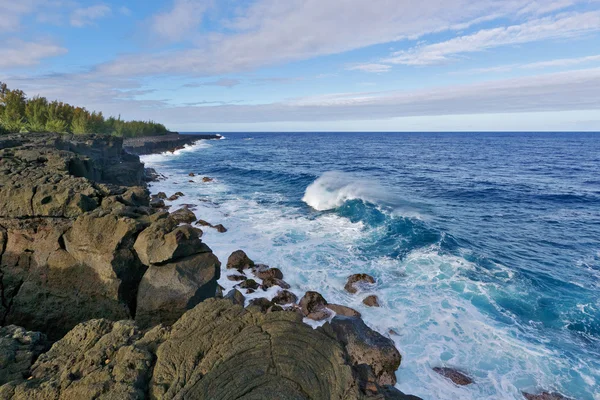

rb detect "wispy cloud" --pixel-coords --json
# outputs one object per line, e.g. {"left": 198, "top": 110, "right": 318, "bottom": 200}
{"left": 151, "top": 0, "right": 211, "bottom": 41}
{"left": 453, "top": 54, "right": 600, "bottom": 75}
{"left": 347, "top": 63, "right": 391, "bottom": 73}
{"left": 184, "top": 78, "right": 241, "bottom": 88}
{"left": 384, "top": 11, "right": 600, "bottom": 66}
{"left": 0, "top": 40, "right": 68, "bottom": 68}
{"left": 71, "top": 4, "right": 112, "bottom": 27}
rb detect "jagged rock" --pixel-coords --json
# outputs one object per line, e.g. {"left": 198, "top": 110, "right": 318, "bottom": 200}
{"left": 345, "top": 273, "right": 376, "bottom": 294}
{"left": 522, "top": 391, "right": 573, "bottom": 400}
{"left": 363, "top": 295, "right": 380, "bottom": 307}
{"left": 0, "top": 326, "right": 48, "bottom": 385}
{"left": 224, "top": 289, "right": 245, "bottom": 306}
{"left": 299, "top": 291, "right": 332, "bottom": 321}
{"left": 328, "top": 304, "right": 362, "bottom": 317}
{"left": 432, "top": 367, "right": 473, "bottom": 385}
{"left": 195, "top": 219, "right": 211, "bottom": 227}
{"left": 133, "top": 218, "right": 208, "bottom": 266}
{"left": 0, "top": 319, "right": 161, "bottom": 400}
{"left": 136, "top": 252, "right": 221, "bottom": 328}
{"left": 261, "top": 277, "right": 291, "bottom": 290}
{"left": 213, "top": 224, "right": 227, "bottom": 233}
{"left": 247, "top": 298, "right": 282, "bottom": 313}
{"left": 226, "top": 250, "right": 254, "bottom": 272}
{"left": 150, "top": 198, "right": 165, "bottom": 208}
{"left": 189, "top": 172, "right": 195, "bottom": 177}
{"left": 238, "top": 279, "right": 259, "bottom": 290}
{"left": 226, "top": 274, "right": 247, "bottom": 282}
{"left": 331, "top": 316, "right": 401, "bottom": 386}
{"left": 156, "top": 191, "right": 167, "bottom": 199}
{"left": 0, "top": 299, "right": 421, "bottom": 400}
{"left": 170, "top": 207, "right": 197, "bottom": 224}
{"left": 252, "top": 265, "right": 284, "bottom": 280}
{"left": 202, "top": 177, "right": 213, "bottom": 182}
{"left": 272, "top": 290, "right": 298, "bottom": 305}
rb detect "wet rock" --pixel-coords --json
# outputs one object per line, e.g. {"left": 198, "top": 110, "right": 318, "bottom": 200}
{"left": 272, "top": 290, "right": 298, "bottom": 305}
{"left": 253, "top": 265, "right": 284, "bottom": 280}
{"left": 331, "top": 315, "right": 401, "bottom": 386}
{"left": 0, "top": 325, "right": 48, "bottom": 385}
{"left": 248, "top": 298, "right": 279, "bottom": 313}
{"left": 239, "top": 279, "right": 259, "bottom": 290}
{"left": 226, "top": 249, "right": 254, "bottom": 272}
{"left": 345, "top": 273, "right": 376, "bottom": 294}
{"left": 150, "top": 198, "right": 165, "bottom": 208}
{"left": 261, "top": 277, "right": 291, "bottom": 290}
{"left": 202, "top": 176, "right": 213, "bottom": 182}
{"left": 136, "top": 252, "right": 221, "bottom": 328}
{"left": 167, "top": 194, "right": 179, "bottom": 201}
{"left": 195, "top": 219, "right": 212, "bottom": 227}
{"left": 170, "top": 207, "right": 197, "bottom": 224}
{"left": 224, "top": 289, "right": 245, "bottom": 306}
{"left": 213, "top": 224, "right": 227, "bottom": 233}
{"left": 299, "top": 291, "right": 332, "bottom": 320}
{"left": 433, "top": 367, "right": 474, "bottom": 386}
{"left": 226, "top": 274, "right": 247, "bottom": 282}
{"left": 363, "top": 295, "right": 380, "bottom": 307}
{"left": 156, "top": 191, "right": 167, "bottom": 199}
{"left": 522, "top": 392, "right": 574, "bottom": 400}
{"left": 188, "top": 172, "right": 195, "bottom": 177}
{"left": 328, "top": 304, "right": 362, "bottom": 317}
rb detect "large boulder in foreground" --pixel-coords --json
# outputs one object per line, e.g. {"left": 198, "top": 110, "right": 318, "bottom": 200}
{"left": 136, "top": 252, "right": 221, "bottom": 328}
{"left": 330, "top": 316, "right": 401, "bottom": 386}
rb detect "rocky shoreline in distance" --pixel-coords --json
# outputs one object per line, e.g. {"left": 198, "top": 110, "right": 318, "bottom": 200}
{"left": 0, "top": 132, "right": 421, "bottom": 400}
{"left": 123, "top": 133, "right": 221, "bottom": 155}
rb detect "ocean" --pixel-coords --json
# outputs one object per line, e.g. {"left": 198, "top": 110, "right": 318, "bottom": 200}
{"left": 141, "top": 132, "right": 600, "bottom": 400}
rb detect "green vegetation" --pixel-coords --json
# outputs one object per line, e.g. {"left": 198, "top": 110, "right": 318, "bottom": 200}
{"left": 0, "top": 82, "right": 171, "bottom": 137}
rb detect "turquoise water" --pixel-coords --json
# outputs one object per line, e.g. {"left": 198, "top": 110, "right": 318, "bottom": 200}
{"left": 142, "top": 132, "right": 600, "bottom": 400}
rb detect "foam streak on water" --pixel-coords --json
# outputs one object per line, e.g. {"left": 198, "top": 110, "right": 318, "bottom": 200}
{"left": 142, "top": 133, "right": 600, "bottom": 400}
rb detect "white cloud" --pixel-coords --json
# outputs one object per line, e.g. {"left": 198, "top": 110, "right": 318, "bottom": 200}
{"left": 347, "top": 63, "right": 392, "bottom": 73}
{"left": 453, "top": 54, "right": 600, "bottom": 75}
{"left": 184, "top": 78, "right": 241, "bottom": 88}
{"left": 119, "top": 6, "right": 131, "bottom": 16}
{"left": 384, "top": 11, "right": 600, "bottom": 65}
{"left": 152, "top": 0, "right": 211, "bottom": 41}
{"left": 70, "top": 4, "right": 111, "bottom": 27}
{"left": 98, "top": 0, "right": 594, "bottom": 77}
{"left": 0, "top": 40, "right": 67, "bottom": 68}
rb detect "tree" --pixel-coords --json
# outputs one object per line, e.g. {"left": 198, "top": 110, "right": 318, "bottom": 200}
{"left": 25, "top": 96, "right": 49, "bottom": 132}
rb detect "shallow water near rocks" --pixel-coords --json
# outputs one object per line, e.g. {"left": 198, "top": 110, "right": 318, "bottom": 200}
{"left": 142, "top": 132, "right": 600, "bottom": 400}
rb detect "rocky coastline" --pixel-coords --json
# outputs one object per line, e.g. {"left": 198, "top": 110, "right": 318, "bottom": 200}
{"left": 0, "top": 132, "right": 420, "bottom": 400}
{"left": 123, "top": 133, "right": 221, "bottom": 156}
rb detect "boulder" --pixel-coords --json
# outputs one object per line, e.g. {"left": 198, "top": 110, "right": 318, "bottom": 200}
{"left": 522, "top": 392, "right": 573, "bottom": 400}
{"left": 253, "top": 265, "right": 284, "bottom": 280}
{"left": 133, "top": 218, "right": 208, "bottom": 266}
{"left": 195, "top": 219, "right": 212, "bottom": 227}
{"left": 261, "top": 277, "right": 291, "bottom": 290}
{"left": 330, "top": 316, "right": 401, "bottom": 386}
{"left": 136, "top": 252, "right": 221, "bottom": 328}
{"left": 224, "top": 289, "right": 245, "bottom": 306}
{"left": 188, "top": 172, "right": 195, "bottom": 177}
{"left": 328, "top": 304, "right": 362, "bottom": 318}
{"left": 0, "top": 326, "right": 48, "bottom": 385}
{"left": 432, "top": 367, "right": 473, "bottom": 386}
{"left": 272, "top": 290, "right": 298, "bottom": 305}
{"left": 150, "top": 198, "right": 165, "bottom": 208}
{"left": 226, "top": 250, "right": 254, "bottom": 272}
{"left": 213, "top": 224, "right": 227, "bottom": 233}
{"left": 170, "top": 208, "right": 197, "bottom": 224}
{"left": 299, "top": 291, "right": 332, "bottom": 321}
{"left": 226, "top": 274, "right": 247, "bottom": 282}
{"left": 156, "top": 192, "right": 167, "bottom": 199}
{"left": 202, "top": 177, "right": 213, "bottom": 182}
{"left": 239, "top": 279, "right": 259, "bottom": 290}
{"left": 363, "top": 295, "right": 380, "bottom": 307}
{"left": 247, "top": 298, "right": 282, "bottom": 313}
{"left": 345, "top": 273, "right": 376, "bottom": 294}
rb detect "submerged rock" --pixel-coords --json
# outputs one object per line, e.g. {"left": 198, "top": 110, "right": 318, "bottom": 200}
{"left": 345, "top": 273, "right": 376, "bottom": 294}
{"left": 202, "top": 176, "right": 213, "bottom": 182}
{"left": 363, "top": 295, "right": 380, "bottom": 307}
{"left": 522, "top": 392, "right": 574, "bottom": 400}
{"left": 433, "top": 367, "right": 474, "bottom": 386}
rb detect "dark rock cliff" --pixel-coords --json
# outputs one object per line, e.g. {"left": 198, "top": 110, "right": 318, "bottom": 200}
{"left": 0, "top": 133, "right": 419, "bottom": 400}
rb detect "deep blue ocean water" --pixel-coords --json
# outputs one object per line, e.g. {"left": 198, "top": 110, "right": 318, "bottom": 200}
{"left": 142, "top": 132, "right": 600, "bottom": 400}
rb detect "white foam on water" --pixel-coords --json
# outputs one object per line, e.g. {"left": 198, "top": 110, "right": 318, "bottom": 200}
{"left": 140, "top": 140, "right": 213, "bottom": 164}
{"left": 143, "top": 148, "right": 599, "bottom": 400}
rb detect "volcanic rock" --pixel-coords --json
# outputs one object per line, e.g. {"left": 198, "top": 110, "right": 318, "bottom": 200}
{"left": 433, "top": 367, "right": 474, "bottom": 385}
{"left": 345, "top": 273, "right": 376, "bottom": 294}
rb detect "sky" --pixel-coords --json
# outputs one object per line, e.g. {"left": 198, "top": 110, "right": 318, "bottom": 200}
{"left": 1, "top": 0, "right": 600, "bottom": 132}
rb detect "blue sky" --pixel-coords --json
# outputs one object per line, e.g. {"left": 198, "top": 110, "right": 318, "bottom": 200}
{"left": 1, "top": 0, "right": 600, "bottom": 131}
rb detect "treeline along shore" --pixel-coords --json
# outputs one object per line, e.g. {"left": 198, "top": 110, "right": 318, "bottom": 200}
{"left": 0, "top": 82, "right": 171, "bottom": 138}
{"left": 0, "top": 131, "right": 422, "bottom": 400}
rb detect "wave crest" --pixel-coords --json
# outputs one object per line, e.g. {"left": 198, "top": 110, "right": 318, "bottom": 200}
{"left": 302, "top": 171, "right": 383, "bottom": 211}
